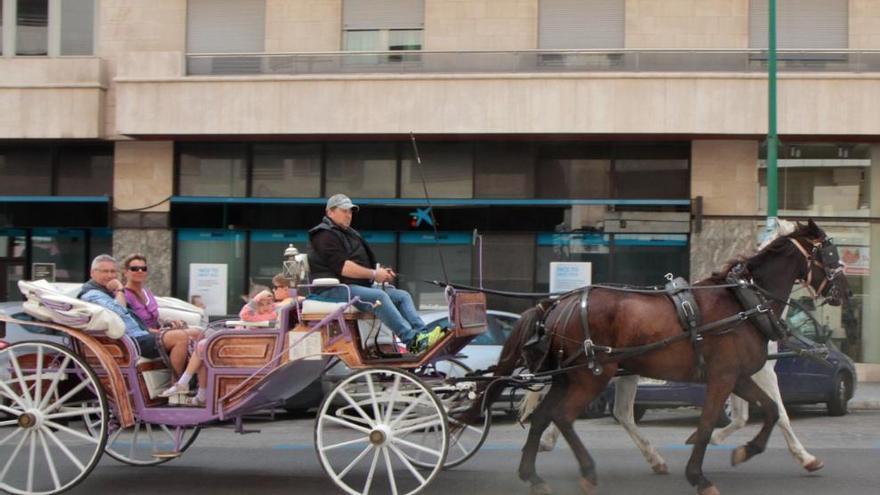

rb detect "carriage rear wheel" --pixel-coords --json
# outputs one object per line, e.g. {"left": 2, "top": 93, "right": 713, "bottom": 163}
{"left": 410, "top": 358, "right": 490, "bottom": 469}
{"left": 0, "top": 341, "right": 108, "bottom": 495}
{"left": 315, "top": 368, "right": 448, "bottom": 495}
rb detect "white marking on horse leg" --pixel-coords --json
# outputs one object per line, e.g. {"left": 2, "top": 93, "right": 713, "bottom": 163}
{"left": 710, "top": 394, "right": 747, "bottom": 445}
{"left": 614, "top": 375, "right": 667, "bottom": 472}
{"left": 753, "top": 365, "right": 817, "bottom": 467}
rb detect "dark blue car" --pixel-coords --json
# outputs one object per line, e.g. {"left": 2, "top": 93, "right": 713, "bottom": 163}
{"left": 614, "top": 300, "right": 857, "bottom": 422}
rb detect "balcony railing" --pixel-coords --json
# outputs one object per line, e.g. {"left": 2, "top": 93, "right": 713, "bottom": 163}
{"left": 185, "top": 49, "right": 880, "bottom": 76}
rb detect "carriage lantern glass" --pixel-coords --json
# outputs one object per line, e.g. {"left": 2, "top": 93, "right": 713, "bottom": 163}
{"left": 282, "top": 243, "right": 308, "bottom": 285}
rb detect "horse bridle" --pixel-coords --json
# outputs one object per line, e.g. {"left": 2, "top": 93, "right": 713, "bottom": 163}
{"left": 788, "top": 236, "right": 845, "bottom": 301}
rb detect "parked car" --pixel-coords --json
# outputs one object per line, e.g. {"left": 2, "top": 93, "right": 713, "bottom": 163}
{"left": 616, "top": 300, "right": 857, "bottom": 422}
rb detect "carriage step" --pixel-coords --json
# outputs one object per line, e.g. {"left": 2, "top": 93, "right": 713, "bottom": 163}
{"left": 151, "top": 451, "right": 182, "bottom": 459}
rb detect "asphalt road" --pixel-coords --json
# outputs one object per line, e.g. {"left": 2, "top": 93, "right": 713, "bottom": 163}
{"left": 46, "top": 406, "right": 880, "bottom": 495}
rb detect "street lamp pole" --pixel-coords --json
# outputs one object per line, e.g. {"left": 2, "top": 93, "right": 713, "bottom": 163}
{"left": 765, "top": 0, "right": 779, "bottom": 239}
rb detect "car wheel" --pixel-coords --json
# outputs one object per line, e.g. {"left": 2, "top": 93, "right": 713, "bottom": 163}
{"left": 826, "top": 372, "right": 850, "bottom": 417}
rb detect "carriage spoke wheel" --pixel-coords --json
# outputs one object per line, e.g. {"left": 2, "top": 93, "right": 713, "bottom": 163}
{"left": 316, "top": 368, "right": 448, "bottom": 495}
{"left": 409, "top": 359, "right": 490, "bottom": 469}
{"left": 83, "top": 407, "right": 200, "bottom": 466}
{"left": 0, "top": 341, "right": 108, "bottom": 495}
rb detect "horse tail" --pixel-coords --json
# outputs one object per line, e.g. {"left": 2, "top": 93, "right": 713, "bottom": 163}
{"left": 457, "top": 300, "right": 550, "bottom": 425}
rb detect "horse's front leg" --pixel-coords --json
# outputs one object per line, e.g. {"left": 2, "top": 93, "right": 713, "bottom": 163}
{"left": 614, "top": 374, "right": 669, "bottom": 474}
{"left": 728, "top": 376, "right": 780, "bottom": 467}
{"left": 710, "top": 394, "right": 748, "bottom": 445}
{"left": 685, "top": 376, "right": 736, "bottom": 495}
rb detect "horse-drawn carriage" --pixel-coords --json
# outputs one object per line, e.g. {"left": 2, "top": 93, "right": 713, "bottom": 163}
{"left": 0, "top": 276, "right": 491, "bottom": 495}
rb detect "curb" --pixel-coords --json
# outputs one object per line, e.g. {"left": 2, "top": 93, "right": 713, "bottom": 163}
{"left": 849, "top": 399, "right": 880, "bottom": 411}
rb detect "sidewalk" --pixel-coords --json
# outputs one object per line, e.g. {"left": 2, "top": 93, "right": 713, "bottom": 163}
{"left": 850, "top": 381, "right": 880, "bottom": 411}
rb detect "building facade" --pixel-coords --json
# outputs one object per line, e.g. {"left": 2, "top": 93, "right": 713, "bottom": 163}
{"left": 1, "top": 0, "right": 879, "bottom": 365}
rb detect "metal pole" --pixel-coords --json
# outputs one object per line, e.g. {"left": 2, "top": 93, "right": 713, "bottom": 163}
{"left": 763, "top": 0, "right": 779, "bottom": 241}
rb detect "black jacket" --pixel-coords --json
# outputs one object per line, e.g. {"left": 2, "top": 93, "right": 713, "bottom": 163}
{"left": 308, "top": 217, "right": 377, "bottom": 287}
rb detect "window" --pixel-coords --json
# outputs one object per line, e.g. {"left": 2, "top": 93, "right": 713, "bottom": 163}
{"left": 749, "top": 0, "right": 848, "bottom": 49}
{"left": 31, "top": 228, "right": 87, "bottom": 283}
{"left": 401, "top": 143, "right": 472, "bottom": 199}
{"left": 178, "top": 143, "right": 247, "bottom": 197}
{"left": 614, "top": 160, "right": 689, "bottom": 199}
{"left": 325, "top": 143, "right": 397, "bottom": 198}
{"left": 398, "top": 232, "right": 471, "bottom": 310}
{"left": 16, "top": 0, "right": 47, "bottom": 56}
{"left": 342, "top": 0, "right": 424, "bottom": 52}
{"left": 758, "top": 143, "right": 871, "bottom": 216}
{"left": 478, "top": 234, "right": 535, "bottom": 313}
{"left": 536, "top": 232, "right": 609, "bottom": 289}
{"left": 249, "top": 231, "right": 309, "bottom": 288}
{"left": 537, "top": 159, "right": 611, "bottom": 198}
{"left": 474, "top": 143, "right": 536, "bottom": 198}
{"left": 538, "top": 0, "right": 625, "bottom": 49}
{"left": 252, "top": 144, "right": 321, "bottom": 198}
{"left": 0, "top": 147, "right": 52, "bottom": 195}
{"left": 56, "top": 145, "right": 113, "bottom": 196}
{"left": 186, "top": 0, "right": 265, "bottom": 74}
{"left": 0, "top": 0, "right": 95, "bottom": 56}
{"left": 612, "top": 234, "right": 689, "bottom": 285}
{"left": 176, "top": 230, "right": 246, "bottom": 316}
{"left": 60, "top": 0, "right": 94, "bottom": 56}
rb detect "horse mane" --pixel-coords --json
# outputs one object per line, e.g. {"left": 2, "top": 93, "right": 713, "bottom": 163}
{"left": 707, "top": 220, "right": 825, "bottom": 283}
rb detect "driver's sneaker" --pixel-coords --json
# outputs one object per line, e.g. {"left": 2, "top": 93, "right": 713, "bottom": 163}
{"left": 407, "top": 325, "right": 447, "bottom": 354}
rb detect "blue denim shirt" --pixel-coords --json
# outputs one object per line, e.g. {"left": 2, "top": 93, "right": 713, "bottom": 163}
{"left": 80, "top": 289, "right": 150, "bottom": 338}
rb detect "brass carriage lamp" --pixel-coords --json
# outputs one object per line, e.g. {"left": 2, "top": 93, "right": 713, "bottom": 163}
{"left": 282, "top": 243, "right": 309, "bottom": 286}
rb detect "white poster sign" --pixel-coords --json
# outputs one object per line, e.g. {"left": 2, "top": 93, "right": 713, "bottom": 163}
{"left": 188, "top": 263, "right": 228, "bottom": 316}
{"left": 550, "top": 262, "right": 592, "bottom": 293}
{"left": 840, "top": 246, "right": 869, "bottom": 276}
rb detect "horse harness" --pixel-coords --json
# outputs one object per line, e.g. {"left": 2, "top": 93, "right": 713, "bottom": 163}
{"left": 525, "top": 274, "right": 786, "bottom": 380}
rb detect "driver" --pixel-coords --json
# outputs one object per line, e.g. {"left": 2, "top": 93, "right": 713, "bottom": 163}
{"left": 308, "top": 194, "right": 445, "bottom": 353}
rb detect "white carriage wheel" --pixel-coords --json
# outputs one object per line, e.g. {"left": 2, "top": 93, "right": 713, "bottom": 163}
{"left": 82, "top": 407, "right": 200, "bottom": 466}
{"left": 408, "top": 358, "right": 490, "bottom": 469}
{"left": 0, "top": 341, "right": 108, "bottom": 495}
{"left": 315, "top": 368, "right": 448, "bottom": 495}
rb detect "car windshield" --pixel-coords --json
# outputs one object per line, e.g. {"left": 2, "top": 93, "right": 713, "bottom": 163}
{"left": 786, "top": 298, "right": 823, "bottom": 341}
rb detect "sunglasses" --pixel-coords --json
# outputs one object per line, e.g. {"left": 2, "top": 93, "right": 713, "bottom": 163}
{"left": 128, "top": 266, "right": 148, "bottom": 272}
{"left": 273, "top": 285, "right": 286, "bottom": 290}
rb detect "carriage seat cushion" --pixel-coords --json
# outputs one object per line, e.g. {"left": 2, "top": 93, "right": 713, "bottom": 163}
{"left": 301, "top": 299, "right": 360, "bottom": 315}
{"left": 18, "top": 279, "right": 126, "bottom": 339}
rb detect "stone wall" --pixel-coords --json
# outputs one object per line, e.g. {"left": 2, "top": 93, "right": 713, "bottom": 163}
{"left": 113, "top": 230, "right": 173, "bottom": 297}
{"left": 689, "top": 218, "right": 758, "bottom": 281}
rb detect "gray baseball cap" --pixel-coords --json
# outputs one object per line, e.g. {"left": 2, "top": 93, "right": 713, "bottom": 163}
{"left": 326, "top": 193, "right": 359, "bottom": 211}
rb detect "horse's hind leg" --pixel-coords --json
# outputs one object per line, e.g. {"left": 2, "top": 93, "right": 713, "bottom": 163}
{"left": 728, "top": 376, "right": 780, "bottom": 467}
{"left": 614, "top": 375, "right": 668, "bottom": 474}
{"left": 519, "top": 384, "right": 564, "bottom": 495}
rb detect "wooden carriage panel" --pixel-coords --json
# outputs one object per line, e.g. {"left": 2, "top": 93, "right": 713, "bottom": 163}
{"left": 451, "top": 291, "right": 488, "bottom": 338}
{"left": 317, "top": 321, "right": 366, "bottom": 368}
{"left": 80, "top": 336, "right": 132, "bottom": 367}
{"left": 207, "top": 334, "right": 277, "bottom": 368}
{"left": 136, "top": 360, "right": 170, "bottom": 407}
{"left": 214, "top": 374, "right": 267, "bottom": 413}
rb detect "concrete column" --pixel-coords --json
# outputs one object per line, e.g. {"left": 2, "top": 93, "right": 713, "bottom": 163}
{"left": 863, "top": 144, "right": 880, "bottom": 363}
{"left": 689, "top": 140, "right": 760, "bottom": 280}
{"left": 112, "top": 141, "right": 174, "bottom": 296}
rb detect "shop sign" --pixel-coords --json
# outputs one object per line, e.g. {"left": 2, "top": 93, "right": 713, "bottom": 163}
{"left": 840, "top": 246, "right": 869, "bottom": 276}
{"left": 188, "top": 263, "right": 228, "bottom": 316}
{"left": 550, "top": 262, "right": 592, "bottom": 293}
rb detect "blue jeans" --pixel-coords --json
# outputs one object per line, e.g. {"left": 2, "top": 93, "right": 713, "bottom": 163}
{"left": 316, "top": 285, "right": 425, "bottom": 343}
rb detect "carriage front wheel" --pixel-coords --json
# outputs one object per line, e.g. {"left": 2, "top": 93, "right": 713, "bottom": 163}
{"left": 0, "top": 341, "right": 108, "bottom": 495}
{"left": 315, "top": 368, "right": 448, "bottom": 495}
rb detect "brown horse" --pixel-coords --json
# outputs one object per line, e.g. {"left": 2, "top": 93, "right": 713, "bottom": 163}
{"left": 467, "top": 220, "right": 849, "bottom": 495}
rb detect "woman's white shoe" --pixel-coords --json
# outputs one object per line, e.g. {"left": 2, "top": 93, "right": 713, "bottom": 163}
{"left": 159, "top": 383, "right": 190, "bottom": 398}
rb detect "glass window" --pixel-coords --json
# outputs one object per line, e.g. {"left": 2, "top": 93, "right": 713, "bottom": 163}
{"left": 398, "top": 232, "right": 471, "bottom": 310}
{"left": 0, "top": 147, "right": 52, "bottom": 195}
{"left": 176, "top": 230, "right": 246, "bottom": 316}
{"left": 16, "top": 0, "right": 48, "bottom": 56}
{"left": 360, "top": 231, "right": 397, "bottom": 269}
{"left": 88, "top": 228, "right": 112, "bottom": 265}
{"left": 612, "top": 234, "right": 689, "bottom": 285}
{"left": 537, "top": 159, "right": 611, "bottom": 198}
{"left": 758, "top": 143, "right": 871, "bottom": 217}
{"left": 56, "top": 145, "right": 113, "bottom": 196}
{"left": 401, "top": 143, "right": 473, "bottom": 198}
{"left": 31, "top": 228, "right": 86, "bottom": 283}
{"left": 474, "top": 143, "right": 536, "bottom": 198}
{"left": 536, "top": 232, "right": 609, "bottom": 290}
{"left": 252, "top": 144, "right": 322, "bottom": 198}
{"left": 178, "top": 143, "right": 247, "bottom": 197}
{"left": 614, "top": 159, "right": 689, "bottom": 199}
{"left": 60, "top": 0, "right": 94, "bottom": 56}
{"left": 478, "top": 234, "right": 535, "bottom": 314}
{"left": 248, "top": 231, "right": 309, "bottom": 288}
{"left": 0, "top": 230, "right": 26, "bottom": 258}
{"left": 325, "top": 143, "right": 397, "bottom": 198}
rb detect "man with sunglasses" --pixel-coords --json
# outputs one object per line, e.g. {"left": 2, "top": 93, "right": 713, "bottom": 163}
{"left": 308, "top": 194, "right": 446, "bottom": 354}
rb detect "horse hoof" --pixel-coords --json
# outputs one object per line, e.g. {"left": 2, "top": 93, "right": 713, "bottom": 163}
{"left": 685, "top": 432, "right": 698, "bottom": 445}
{"left": 804, "top": 458, "right": 825, "bottom": 472}
{"left": 697, "top": 484, "right": 721, "bottom": 495}
{"left": 651, "top": 463, "right": 669, "bottom": 475}
{"left": 530, "top": 482, "right": 553, "bottom": 495}
{"left": 578, "top": 477, "right": 597, "bottom": 495}
{"left": 731, "top": 446, "right": 748, "bottom": 466}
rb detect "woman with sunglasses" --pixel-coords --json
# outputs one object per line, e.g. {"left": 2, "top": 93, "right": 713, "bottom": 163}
{"left": 122, "top": 254, "right": 202, "bottom": 389}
